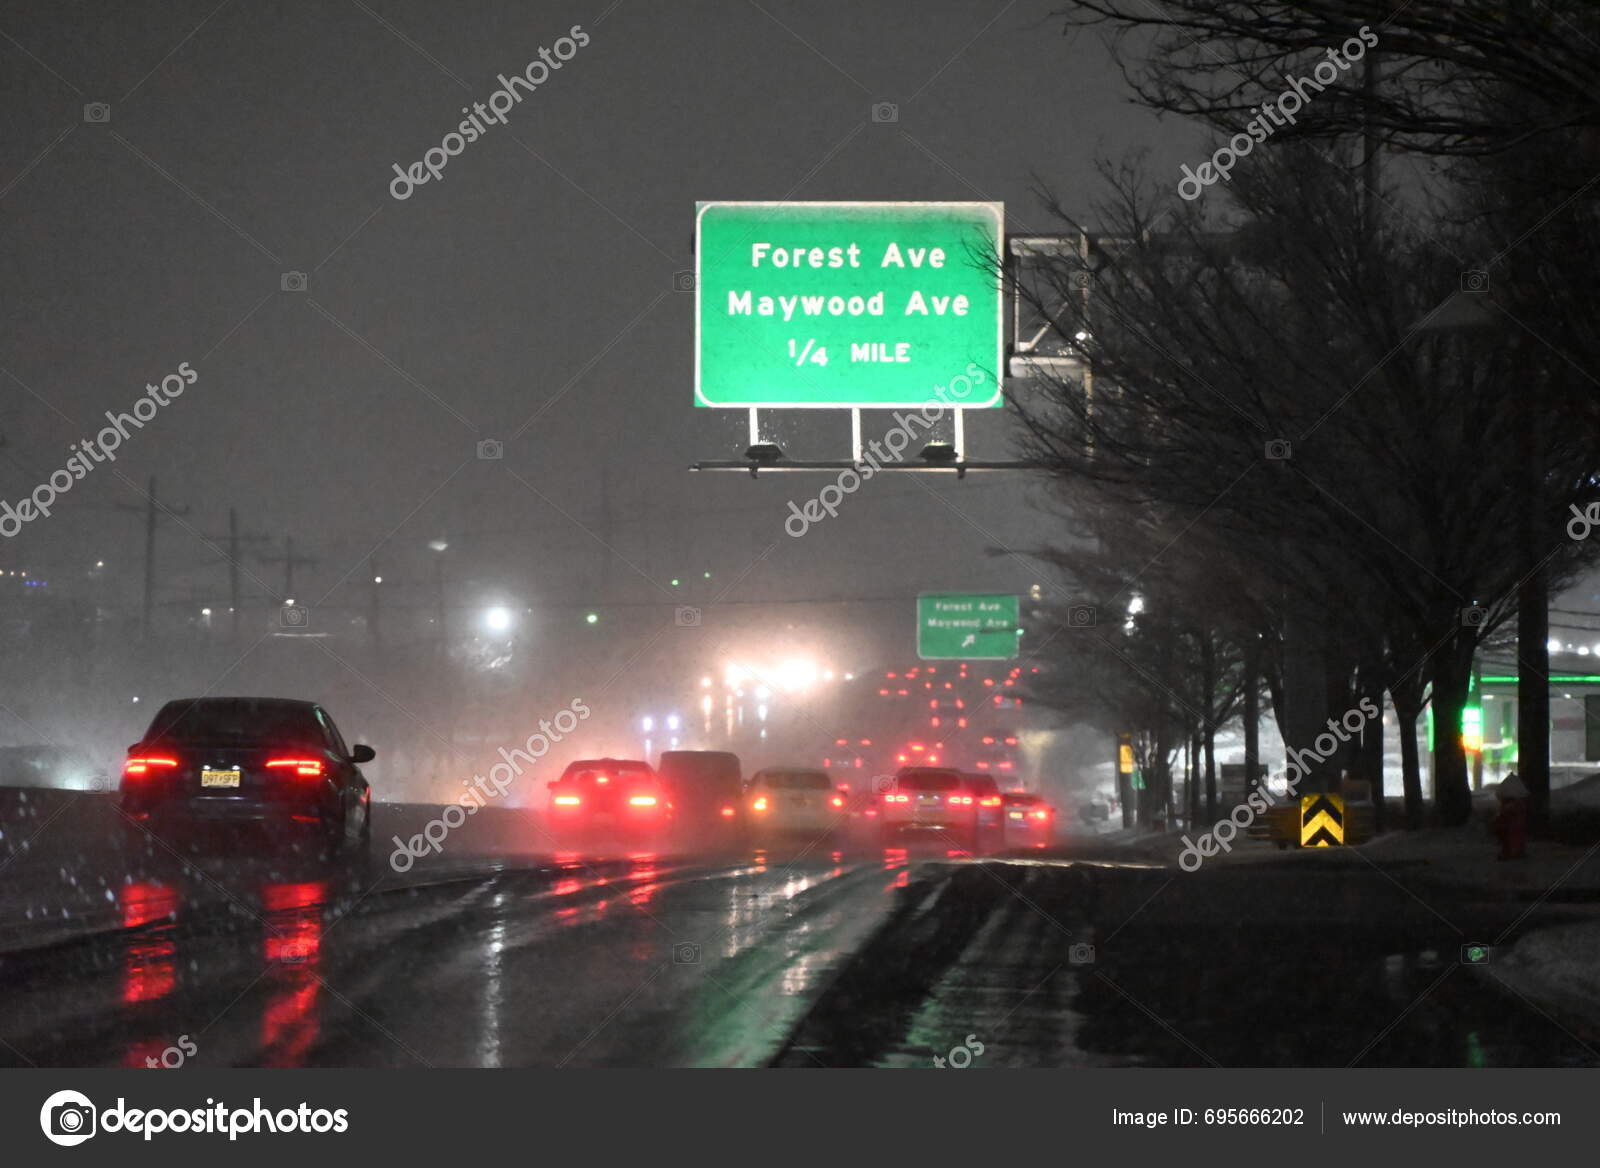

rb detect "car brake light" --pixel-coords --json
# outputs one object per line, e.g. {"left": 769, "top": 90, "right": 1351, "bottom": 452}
{"left": 627, "top": 794, "right": 658, "bottom": 807}
{"left": 752, "top": 796, "right": 769, "bottom": 812}
{"left": 596, "top": 775, "right": 610, "bottom": 783}
{"left": 884, "top": 793, "right": 909, "bottom": 803}
{"left": 829, "top": 795, "right": 844, "bottom": 808}
{"left": 720, "top": 805, "right": 735, "bottom": 817}
{"left": 1030, "top": 808, "right": 1049, "bottom": 821}
{"left": 553, "top": 794, "right": 582, "bottom": 806}
{"left": 123, "top": 756, "right": 178, "bottom": 778}
{"left": 266, "top": 757, "right": 325, "bottom": 778}
{"left": 979, "top": 796, "right": 1003, "bottom": 807}
{"left": 950, "top": 795, "right": 973, "bottom": 806}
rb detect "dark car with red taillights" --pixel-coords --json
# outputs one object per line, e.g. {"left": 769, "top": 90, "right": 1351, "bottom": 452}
{"left": 120, "top": 697, "right": 373, "bottom": 857}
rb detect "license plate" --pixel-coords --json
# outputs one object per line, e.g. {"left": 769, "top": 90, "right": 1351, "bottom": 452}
{"left": 791, "top": 796, "right": 809, "bottom": 807}
{"left": 1008, "top": 811, "right": 1024, "bottom": 820}
{"left": 201, "top": 767, "right": 241, "bottom": 789}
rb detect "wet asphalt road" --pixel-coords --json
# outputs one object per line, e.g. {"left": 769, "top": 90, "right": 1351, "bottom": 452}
{"left": 1, "top": 791, "right": 1596, "bottom": 1068}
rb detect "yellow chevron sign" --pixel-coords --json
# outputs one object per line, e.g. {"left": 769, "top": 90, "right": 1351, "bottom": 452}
{"left": 1300, "top": 793, "right": 1345, "bottom": 847}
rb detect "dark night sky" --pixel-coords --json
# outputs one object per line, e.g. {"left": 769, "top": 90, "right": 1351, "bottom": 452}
{"left": 0, "top": 0, "right": 1196, "bottom": 661}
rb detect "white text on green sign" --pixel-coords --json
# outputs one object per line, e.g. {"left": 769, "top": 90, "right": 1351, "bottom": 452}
{"left": 695, "top": 202, "right": 1004, "bottom": 408}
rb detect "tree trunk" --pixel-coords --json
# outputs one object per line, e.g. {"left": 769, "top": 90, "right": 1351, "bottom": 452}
{"left": 1431, "top": 631, "right": 1477, "bottom": 826}
{"left": 1202, "top": 635, "right": 1218, "bottom": 821}
{"left": 1186, "top": 731, "right": 1199, "bottom": 826}
{"left": 1360, "top": 679, "right": 1386, "bottom": 831}
{"left": 1518, "top": 565, "right": 1551, "bottom": 832}
{"left": 1397, "top": 704, "right": 1423, "bottom": 829}
{"left": 1243, "top": 640, "right": 1261, "bottom": 804}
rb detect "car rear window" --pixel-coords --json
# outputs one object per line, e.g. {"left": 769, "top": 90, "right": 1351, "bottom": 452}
{"left": 144, "top": 699, "right": 323, "bottom": 747}
{"left": 897, "top": 769, "right": 962, "bottom": 791}
{"left": 561, "top": 761, "right": 654, "bottom": 784}
{"left": 760, "top": 770, "right": 831, "bottom": 789}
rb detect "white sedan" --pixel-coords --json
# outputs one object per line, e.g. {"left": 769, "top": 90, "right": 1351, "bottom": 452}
{"left": 745, "top": 768, "right": 847, "bottom": 837}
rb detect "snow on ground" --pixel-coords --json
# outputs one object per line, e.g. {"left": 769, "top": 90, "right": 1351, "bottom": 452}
{"left": 1096, "top": 816, "right": 1600, "bottom": 1032}
{"left": 1495, "top": 921, "right": 1600, "bottom": 1038}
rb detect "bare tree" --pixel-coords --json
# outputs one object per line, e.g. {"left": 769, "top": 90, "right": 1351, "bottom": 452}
{"left": 1010, "top": 146, "right": 1600, "bottom": 824}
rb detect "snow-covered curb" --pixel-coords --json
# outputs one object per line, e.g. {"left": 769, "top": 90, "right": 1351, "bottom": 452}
{"left": 1494, "top": 921, "right": 1600, "bottom": 1038}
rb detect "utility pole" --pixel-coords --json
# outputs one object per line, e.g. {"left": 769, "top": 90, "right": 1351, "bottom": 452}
{"left": 259, "top": 536, "right": 319, "bottom": 602}
{"left": 198, "top": 508, "right": 271, "bottom": 645}
{"left": 115, "top": 476, "right": 189, "bottom": 639}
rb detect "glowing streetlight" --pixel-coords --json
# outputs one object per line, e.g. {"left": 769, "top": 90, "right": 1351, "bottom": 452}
{"left": 482, "top": 606, "right": 514, "bottom": 634}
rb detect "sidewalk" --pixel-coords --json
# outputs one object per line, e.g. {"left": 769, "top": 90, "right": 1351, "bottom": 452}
{"left": 1354, "top": 823, "right": 1600, "bottom": 900}
{"left": 1089, "top": 818, "right": 1600, "bottom": 1036}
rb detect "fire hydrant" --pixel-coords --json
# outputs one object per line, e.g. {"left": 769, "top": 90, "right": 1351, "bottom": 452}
{"left": 1492, "top": 772, "right": 1529, "bottom": 861}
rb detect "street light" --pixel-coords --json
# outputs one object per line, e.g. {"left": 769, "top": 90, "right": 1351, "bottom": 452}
{"left": 482, "top": 605, "right": 514, "bottom": 634}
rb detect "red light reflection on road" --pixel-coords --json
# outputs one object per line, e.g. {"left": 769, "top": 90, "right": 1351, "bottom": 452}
{"left": 260, "top": 882, "right": 326, "bottom": 1067}
{"left": 120, "top": 881, "right": 177, "bottom": 1004}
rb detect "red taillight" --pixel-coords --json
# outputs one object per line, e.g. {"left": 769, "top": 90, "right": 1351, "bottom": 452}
{"left": 720, "top": 805, "right": 736, "bottom": 817}
{"left": 1030, "top": 808, "right": 1050, "bottom": 821}
{"left": 829, "top": 795, "right": 845, "bottom": 809}
{"left": 751, "top": 796, "right": 769, "bottom": 812}
{"left": 884, "top": 793, "right": 909, "bottom": 804}
{"left": 266, "top": 757, "right": 325, "bottom": 778}
{"left": 979, "top": 796, "right": 1003, "bottom": 807}
{"left": 627, "top": 794, "right": 658, "bottom": 807}
{"left": 950, "top": 795, "right": 974, "bottom": 806}
{"left": 553, "top": 794, "right": 582, "bottom": 806}
{"left": 123, "top": 756, "right": 178, "bottom": 778}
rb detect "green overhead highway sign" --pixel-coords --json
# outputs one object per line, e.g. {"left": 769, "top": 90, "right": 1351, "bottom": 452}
{"left": 695, "top": 201, "right": 1004, "bottom": 408}
{"left": 917, "top": 593, "right": 1019, "bottom": 660}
